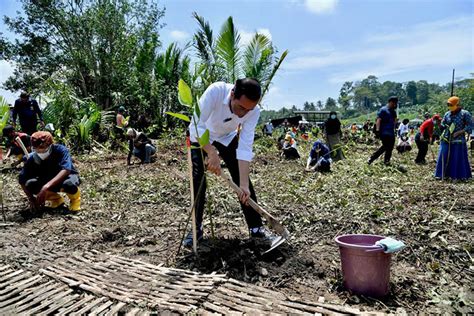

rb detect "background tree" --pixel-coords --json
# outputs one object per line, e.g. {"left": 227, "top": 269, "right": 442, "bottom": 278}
{"left": 405, "top": 81, "right": 418, "bottom": 105}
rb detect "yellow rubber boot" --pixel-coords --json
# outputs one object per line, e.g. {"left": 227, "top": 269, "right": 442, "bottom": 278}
{"left": 45, "top": 192, "right": 65, "bottom": 209}
{"left": 66, "top": 189, "right": 81, "bottom": 212}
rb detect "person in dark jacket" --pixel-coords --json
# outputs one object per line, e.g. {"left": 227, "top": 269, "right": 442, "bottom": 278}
{"left": 305, "top": 139, "right": 332, "bottom": 172}
{"left": 324, "top": 111, "right": 344, "bottom": 161}
{"left": 12, "top": 92, "right": 44, "bottom": 135}
{"left": 126, "top": 128, "right": 156, "bottom": 165}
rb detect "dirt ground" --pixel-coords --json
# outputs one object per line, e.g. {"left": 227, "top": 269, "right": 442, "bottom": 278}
{"left": 0, "top": 135, "right": 472, "bottom": 314}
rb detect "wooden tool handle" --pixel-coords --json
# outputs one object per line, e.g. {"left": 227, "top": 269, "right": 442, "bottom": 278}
{"left": 15, "top": 136, "right": 29, "bottom": 156}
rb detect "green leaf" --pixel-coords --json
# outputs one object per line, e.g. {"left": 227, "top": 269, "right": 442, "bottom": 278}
{"left": 449, "top": 123, "right": 455, "bottom": 134}
{"left": 165, "top": 112, "right": 190, "bottom": 122}
{"left": 178, "top": 79, "right": 193, "bottom": 107}
{"left": 194, "top": 102, "right": 201, "bottom": 118}
{"left": 198, "top": 129, "right": 210, "bottom": 147}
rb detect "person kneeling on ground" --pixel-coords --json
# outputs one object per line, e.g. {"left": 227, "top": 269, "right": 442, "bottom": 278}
{"left": 2, "top": 125, "right": 31, "bottom": 167}
{"left": 19, "top": 131, "right": 81, "bottom": 214}
{"left": 281, "top": 134, "right": 300, "bottom": 159}
{"left": 396, "top": 133, "right": 412, "bottom": 154}
{"left": 306, "top": 139, "right": 332, "bottom": 172}
{"left": 126, "top": 128, "right": 156, "bottom": 165}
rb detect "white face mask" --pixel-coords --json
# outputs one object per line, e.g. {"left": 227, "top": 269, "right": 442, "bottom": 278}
{"left": 35, "top": 146, "right": 52, "bottom": 160}
{"left": 330, "top": 115, "right": 336, "bottom": 119}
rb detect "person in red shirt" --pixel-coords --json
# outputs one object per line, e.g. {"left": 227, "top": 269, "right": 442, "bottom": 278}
{"left": 415, "top": 114, "right": 441, "bottom": 164}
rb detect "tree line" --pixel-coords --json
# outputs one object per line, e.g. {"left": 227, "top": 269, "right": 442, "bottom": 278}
{"left": 260, "top": 74, "right": 474, "bottom": 123}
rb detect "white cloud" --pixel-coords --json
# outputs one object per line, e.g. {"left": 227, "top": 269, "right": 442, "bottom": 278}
{"left": 284, "top": 15, "right": 473, "bottom": 84}
{"left": 305, "top": 0, "right": 339, "bottom": 14}
{"left": 169, "top": 30, "right": 190, "bottom": 41}
{"left": 0, "top": 60, "right": 17, "bottom": 104}
{"left": 240, "top": 28, "right": 273, "bottom": 46}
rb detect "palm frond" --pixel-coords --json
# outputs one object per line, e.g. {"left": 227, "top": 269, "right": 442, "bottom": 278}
{"left": 260, "top": 49, "right": 289, "bottom": 102}
{"left": 192, "top": 12, "right": 216, "bottom": 66}
{"left": 216, "top": 16, "right": 241, "bottom": 82}
{"left": 242, "top": 33, "right": 273, "bottom": 83}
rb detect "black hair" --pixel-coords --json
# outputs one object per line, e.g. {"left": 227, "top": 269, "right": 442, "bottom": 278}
{"left": 329, "top": 111, "right": 337, "bottom": 116}
{"left": 402, "top": 118, "right": 409, "bottom": 125}
{"left": 2, "top": 125, "right": 14, "bottom": 136}
{"left": 233, "top": 78, "right": 261, "bottom": 101}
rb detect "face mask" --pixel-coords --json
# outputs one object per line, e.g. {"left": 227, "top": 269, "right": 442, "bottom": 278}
{"left": 330, "top": 115, "right": 336, "bottom": 119}
{"left": 35, "top": 146, "right": 52, "bottom": 160}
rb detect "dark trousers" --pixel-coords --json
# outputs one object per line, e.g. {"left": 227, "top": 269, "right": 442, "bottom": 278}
{"left": 191, "top": 137, "right": 263, "bottom": 230}
{"left": 415, "top": 135, "right": 429, "bottom": 163}
{"left": 370, "top": 135, "right": 395, "bottom": 163}
{"left": 25, "top": 174, "right": 80, "bottom": 195}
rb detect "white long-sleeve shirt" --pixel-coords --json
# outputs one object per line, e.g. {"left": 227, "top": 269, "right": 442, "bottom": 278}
{"left": 189, "top": 82, "right": 260, "bottom": 161}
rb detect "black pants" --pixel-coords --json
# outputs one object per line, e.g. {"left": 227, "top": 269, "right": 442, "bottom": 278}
{"left": 415, "top": 134, "right": 429, "bottom": 163}
{"left": 370, "top": 135, "right": 395, "bottom": 163}
{"left": 191, "top": 137, "right": 263, "bottom": 230}
{"left": 25, "top": 174, "right": 80, "bottom": 195}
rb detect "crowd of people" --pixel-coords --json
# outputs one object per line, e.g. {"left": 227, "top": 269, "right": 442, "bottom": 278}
{"left": 0, "top": 82, "right": 472, "bottom": 249}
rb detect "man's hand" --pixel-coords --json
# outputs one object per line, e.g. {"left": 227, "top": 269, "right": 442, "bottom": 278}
{"left": 453, "top": 130, "right": 465, "bottom": 138}
{"left": 36, "top": 185, "right": 49, "bottom": 206}
{"left": 238, "top": 185, "right": 250, "bottom": 205}
{"left": 40, "top": 121, "right": 45, "bottom": 128}
{"left": 420, "top": 135, "right": 424, "bottom": 142}
{"left": 27, "top": 196, "right": 39, "bottom": 211}
{"left": 206, "top": 152, "right": 221, "bottom": 176}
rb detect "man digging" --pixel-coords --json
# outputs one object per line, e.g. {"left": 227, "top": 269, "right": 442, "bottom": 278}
{"left": 184, "top": 78, "right": 276, "bottom": 247}
{"left": 19, "top": 131, "right": 81, "bottom": 216}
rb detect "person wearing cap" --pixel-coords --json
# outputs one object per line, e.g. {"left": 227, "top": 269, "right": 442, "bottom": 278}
{"left": 262, "top": 119, "right": 274, "bottom": 136}
{"left": 19, "top": 131, "right": 81, "bottom": 214}
{"left": 281, "top": 133, "right": 300, "bottom": 159}
{"left": 2, "top": 125, "right": 31, "bottom": 166}
{"left": 414, "top": 114, "right": 441, "bottom": 164}
{"left": 126, "top": 128, "right": 156, "bottom": 165}
{"left": 324, "top": 111, "right": 344, "bottom": 161}
{"left": 305, "top": 139, "right": 331, "bottom": 172}
{"left": 368, "top": 96, "right": 398, "bottom": 165}
{"left": 435, "top": 96, "right": 472, "bottom": 180}
{"left": 12, "top": 92, "right": 44, "bottom": 135}
{"left": 184, "top": 78, "right": 275, "bottom": 248}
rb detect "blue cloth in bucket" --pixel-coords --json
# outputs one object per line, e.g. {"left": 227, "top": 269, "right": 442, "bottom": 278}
{"left": 375, "top": 237, "right": 405, "bottom": 253}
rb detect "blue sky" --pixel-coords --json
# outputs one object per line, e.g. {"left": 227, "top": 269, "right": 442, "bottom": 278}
{"left": 1, "top": 0, "right": 473, "bottom": 110}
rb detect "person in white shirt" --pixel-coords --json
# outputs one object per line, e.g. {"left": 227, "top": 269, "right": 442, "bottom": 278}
{"left": 397, "top": 118, "right": 410, "bottom": 138}
{"left": 185, "top": 78, "right": 273, "bottom": 247}
{"left": 263, "top": 120, "right": 274, "bottom": 136}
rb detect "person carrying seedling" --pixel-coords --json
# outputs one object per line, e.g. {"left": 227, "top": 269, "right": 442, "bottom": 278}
{"left": 19, "top": 131, "right": 81, "bottom": 215}
{"left": 281, "top": 134, "right": 300, "bottom": 159}
{"left": 184, "top": 78, "right": 275, "bottom": 247}
{"left": 12, "top": 91, "right": 45, "bottom": 135}
{"left": 126, "top": 128, "right": 156, "bottom": 165}
{"left": 434, "top": 96, "right": 472, "bottom": 180}
{"left": 2, "top": 125, "right": 31, "bottom": 167}
{"left": 116, "top": 106, "right": 128, "bottom": 128}
{"left": 305, "top": 139, "right": 332, "bottom": 172}
{"left": 368, "top": 96, "right": 398, "bottom": 165}
{"left": 414, "top": 114, "right": 441, "bottom": 164}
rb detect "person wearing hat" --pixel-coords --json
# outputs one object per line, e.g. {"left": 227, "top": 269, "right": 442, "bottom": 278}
{"left": 12, "top": 92, "right": 45, "bottom": 135}
{"left": 126, "top": 128, "right": 156, "bottom": 165}
{"left": 414, "top": 114, "right": 441, "bottom": 164}
{"left": 305, "top": 139, "right": 331, "bottom": 172}
{"left": 368, "top": 96, "right": 398, "bottom": 165}
{"left": 435, "top": 96, "right": 472, "bottom": 180}
{"left": 19, "top": 131, "right": 81, "bottom": 214}
{"left": 2, "top": 125, "right": 31, "bottom": 166}
{"left": 281, "top": 133, "right": 300, "bottom": 159}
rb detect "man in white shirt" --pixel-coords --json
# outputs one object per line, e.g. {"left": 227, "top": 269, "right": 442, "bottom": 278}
{"left": 185, "top": 78, "right": 271, "bottom": 247}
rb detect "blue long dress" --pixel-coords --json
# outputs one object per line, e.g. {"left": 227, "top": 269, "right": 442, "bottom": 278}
{"left": 435, "top": 109, "right": 472, "bottom": 180}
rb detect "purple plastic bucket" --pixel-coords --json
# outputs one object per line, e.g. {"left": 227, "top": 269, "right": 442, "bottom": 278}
{"left": 335, "top": 234, "right": 391, "bottom": 297}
